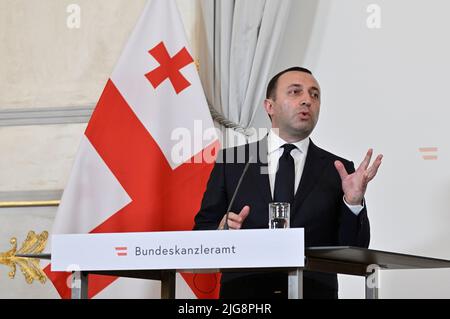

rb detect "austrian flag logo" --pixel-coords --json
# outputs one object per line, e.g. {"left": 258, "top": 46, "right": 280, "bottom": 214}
{"left": 115, "top": 247, "right": 128, "bottom": 257}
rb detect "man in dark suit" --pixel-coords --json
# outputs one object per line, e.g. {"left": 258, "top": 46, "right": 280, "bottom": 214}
{"left": 193, "top": 67, "right": 383, "bottom": 299}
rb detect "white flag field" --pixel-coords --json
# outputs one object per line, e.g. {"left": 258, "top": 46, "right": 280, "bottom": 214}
{"left": 45, "top": 0, "right": 220, "bottom": 298}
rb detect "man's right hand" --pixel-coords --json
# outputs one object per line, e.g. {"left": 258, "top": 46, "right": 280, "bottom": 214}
{"left": 218, "top": 206, "right": 250, "bottom": 230}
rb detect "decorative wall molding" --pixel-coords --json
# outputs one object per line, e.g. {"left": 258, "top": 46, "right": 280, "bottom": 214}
{"left": 0, "top": 190, "right": 62, "bottom": 208}
{"left": 0, "top": 106, "right": 94, "bottom": 127}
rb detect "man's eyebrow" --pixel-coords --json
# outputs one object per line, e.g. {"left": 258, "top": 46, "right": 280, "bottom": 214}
{"left": 287, "top": 84, "right": 320, "bottom": 90}
{"left": 286, "top": 84, "right": 320, "bottom": 94}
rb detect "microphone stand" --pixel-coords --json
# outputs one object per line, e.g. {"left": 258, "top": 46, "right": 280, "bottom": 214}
{"left": 222, "top": 156, "right": 253, "bottom": 230}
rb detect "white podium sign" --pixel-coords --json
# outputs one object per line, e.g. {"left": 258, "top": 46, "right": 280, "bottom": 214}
{"left": 51, "top": 229, "right": 304, "bottom": 271}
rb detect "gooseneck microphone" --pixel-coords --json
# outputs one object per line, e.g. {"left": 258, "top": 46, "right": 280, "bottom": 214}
{"left": 222, "top": 156, "right": 253, "bottom": 230}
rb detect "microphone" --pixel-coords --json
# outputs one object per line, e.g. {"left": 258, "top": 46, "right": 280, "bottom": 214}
{"left": 222, "top": 156, "right": 253, "bottom": 230}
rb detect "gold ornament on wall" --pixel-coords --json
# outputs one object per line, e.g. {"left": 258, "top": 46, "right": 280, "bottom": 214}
{"left": 0, "top": 231, "right": 48, "bottom": 284}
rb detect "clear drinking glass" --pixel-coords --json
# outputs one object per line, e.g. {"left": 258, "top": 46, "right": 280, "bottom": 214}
{"left": 269, "top": 202, "right": 290, "bottom": 229}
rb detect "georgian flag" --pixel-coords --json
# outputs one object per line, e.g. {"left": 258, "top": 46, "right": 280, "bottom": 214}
{"left": 45, "top": 0, "right": 220, "bottom": 299}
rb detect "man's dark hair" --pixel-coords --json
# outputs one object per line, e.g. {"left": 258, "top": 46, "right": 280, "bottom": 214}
{"left": 265, "top": 66, "right": 313, "bottom": 100}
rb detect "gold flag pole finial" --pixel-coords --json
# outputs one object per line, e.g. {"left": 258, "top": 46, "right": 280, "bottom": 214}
{"left": 0, "top": 231, "right": 49, "bottom": 284}
{"left": 195, "top": 59, "right": 200, "bottom": 72}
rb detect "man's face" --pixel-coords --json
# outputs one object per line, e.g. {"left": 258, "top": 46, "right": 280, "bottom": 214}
{"left": 265, "top": 71, "right": 321, "bottom": 142}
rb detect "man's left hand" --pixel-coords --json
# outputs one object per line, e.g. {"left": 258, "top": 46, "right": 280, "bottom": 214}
{"left": 334, "top": 149, "right": 383, "bottom": 205}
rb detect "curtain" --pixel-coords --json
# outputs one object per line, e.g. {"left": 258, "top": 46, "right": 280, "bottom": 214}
{"left": 197, "top": 0, "right": 293, "bottom": 145}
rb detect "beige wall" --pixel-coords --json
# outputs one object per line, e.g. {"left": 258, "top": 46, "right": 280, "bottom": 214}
{"left": 0, "top": 124, "right": 86, "bottom": 191}
{"left": 0, "top": 0, "right": 197, "bottom": 109}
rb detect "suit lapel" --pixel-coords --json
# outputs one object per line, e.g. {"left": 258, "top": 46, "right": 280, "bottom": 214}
{"left": 293, "top": 140, "right": 327, "bottom": 212}
{"left": 248, "top": 137, "right": 272, "bottom": 205}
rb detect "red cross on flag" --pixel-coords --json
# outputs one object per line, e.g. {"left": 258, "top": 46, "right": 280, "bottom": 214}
{"left": 45, "top": 0, "right": 220, "bottom": 299}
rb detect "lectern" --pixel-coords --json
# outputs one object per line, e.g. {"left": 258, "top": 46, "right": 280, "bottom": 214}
{"left": 44, "top": 229, "right": 450, "bottom": 299}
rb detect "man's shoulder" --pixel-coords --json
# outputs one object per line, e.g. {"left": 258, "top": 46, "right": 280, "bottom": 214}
{"left": 223, "top": 138, "right": 264, "bottom": 151}
{"left": 216, "top": 138, "right": 266, "bottom": 164}
{"left": 310, "top": 141, "right": 353, "bottom": 166}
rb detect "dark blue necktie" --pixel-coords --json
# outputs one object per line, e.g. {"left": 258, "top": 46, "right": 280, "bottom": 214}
{"left": 274, "top": 144, "right": 296, "bottom": 204}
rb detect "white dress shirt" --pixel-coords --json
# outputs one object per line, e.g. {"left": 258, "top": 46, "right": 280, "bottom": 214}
{"left": 267, "top": 129, "right": 363, "bottom": 216}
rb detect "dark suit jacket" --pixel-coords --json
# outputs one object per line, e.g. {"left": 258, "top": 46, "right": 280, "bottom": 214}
{"left": 193, "top": 137, "right": 370, "bottom": 299}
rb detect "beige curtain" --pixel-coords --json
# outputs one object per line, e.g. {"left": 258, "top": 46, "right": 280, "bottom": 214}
{"left": 197, "top": 0, "right": 293, "bottom": 142}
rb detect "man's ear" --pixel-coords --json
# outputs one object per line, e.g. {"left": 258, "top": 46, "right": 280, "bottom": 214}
{"left": 264, "top": 99, "right": 274, "bottom": 117}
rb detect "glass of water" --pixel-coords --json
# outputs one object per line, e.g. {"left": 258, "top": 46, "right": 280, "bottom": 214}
{"left": 268, "top": 202, "right": 290, "bottom": 229}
